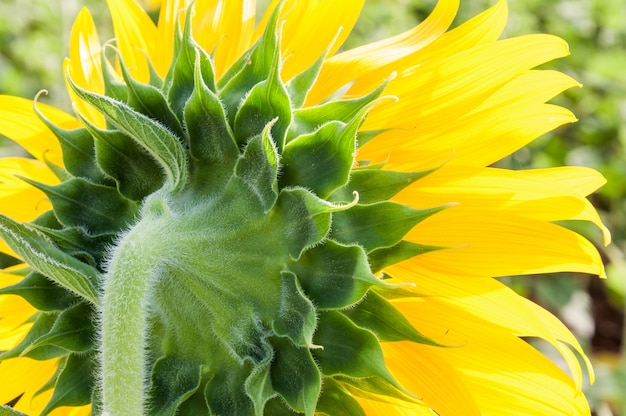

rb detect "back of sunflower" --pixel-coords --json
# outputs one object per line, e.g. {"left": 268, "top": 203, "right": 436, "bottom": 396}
{"left": 0, "top": 1, "right": 609, "bottom": 415}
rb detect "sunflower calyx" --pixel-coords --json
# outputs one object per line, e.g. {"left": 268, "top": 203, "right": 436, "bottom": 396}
{"left": 0, "top": 6, "right": 446, "bottom": 416}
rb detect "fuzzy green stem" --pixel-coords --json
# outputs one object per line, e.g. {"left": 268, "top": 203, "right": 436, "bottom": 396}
{"left": 100, "top": 205, "right": 167, "bottom": 416}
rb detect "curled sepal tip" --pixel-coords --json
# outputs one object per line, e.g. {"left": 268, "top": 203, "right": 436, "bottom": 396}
{"left": 66, "top": 70, "right": 188, "bottom": 194}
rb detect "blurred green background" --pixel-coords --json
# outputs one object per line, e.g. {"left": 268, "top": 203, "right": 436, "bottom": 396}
{"left": 1, "top": 0, "right": 625, "bottom": 414}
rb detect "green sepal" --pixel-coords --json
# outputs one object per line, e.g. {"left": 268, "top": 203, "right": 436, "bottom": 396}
{"left": 147, "top": 356, "right": 203, "bottom": 416}
{"left": 101, "top": 47, "right": 129, "bottom": 102}
{"left": 30, "top": 224, "right": 111, "bottom": 268}
{"left": 24, "top": 302, "right": 94, "bottom": 354}
{"left": 344, "top": 291, "right": 442, "bottom": 345}
{"left": 21, "top": 176, "right": 139, "bottom": 236}
{"left": 204, "top": 369, "right": 254, "bottom": 416}
{"left": 315, "top": 378, "right": 366, "bottom": 416}
{"left": 183, "top": 50, "right": 238, "bottom": 165}
{"left": 235, "top": 125, "right": 279, "bottom": 211}
{"left": 0, "top": 214, "right": 100, "bottom": 305}
{"left": 77, "top": 113, "right": 164, "bottom": 201}
{"left": 291, "top": 240, "right": 384, "bottom": 310}
{"left": 67, "top": 75, "right": 188, "bottom": 193}
{"left": 40, "top": 353, "right": 94, "bottom": 416}
{"left": 0, "top": 312, "right": 58, "bottom": 360}
{"left": 219, "top": 5, "right": 282, "bottom": 119}
{"left": 275, "top": 188, "right": 332, "bottom": 259}
{"left": 244, "top": 348, "right": 276, "bottom": 416}
{"left": 42, "top": 156, "right": 72, "bottom": 183}
{"left": 263, "top": 398, "right": 299, "bottom": 416}
{"left": 165, "top": 9, "right": 216, "bottom": 119}
{"left": 313, "top": 311, "right": 403, "bottom": 393}
{"left": 0, "top": 271, "right": 79, "bottom": 312}
{"left": 281, "top": 120, "right": 356, "bottom": 198}
{"left": 270, "top": 337, "right": 321, "bottom": 416}
{"left": 174, "top": 390, "right": 209, "bottom": 415}
{"left": 232, "top": 60, "right": 292, "bottom": 150}
{"left": 329, "top": 168, "right": 433, "bottom": 204}
{"left": 287, "top": 81, "right": 386, "bottom": 142}
{"left": 33, "top": 101, "right": 107, "bottom": 183}
{"left": 331, "top": 202, "right": 449, "bottom": 252}
{"left": 357, "top": 129, "right": 388, "bottom": 147}
{"left": 368, "top": 240, "right": 445, "bottom": 273}
{"left": 116, "top": 48, "right": 185, "bottom": 139}
{"left": 285, "top": 47, "right": 327, "bottom": 109}
{"left": 0, "top": 405, "right": 28, "bottom": 416}
{"left": 272, "top": 271, "right": 317, "bottom": 347}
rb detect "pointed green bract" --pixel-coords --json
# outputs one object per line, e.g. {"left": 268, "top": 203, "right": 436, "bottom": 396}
{"left": 0, "top": 271, "right": 79, "bottom": 311}
{"left": 0, "top": 4, "right": 448, "bottom": 414}
{"left": 0, "top": 215, "right": 100, "bottom": 305}
{"left": 331, "top": 201, "right": 449, "bottom": 251}
{"left": 344, "top": 291, "right": 443, "bottom": 345}
{"left": 24, "top": 302, "right": 94, "bottom": 354}
{"left": 67, "top": 75, "right": 188, "bottom": 193}
{"left": 166, "top": 9, "right": 216, "bottom": 119}
{"left": 148, "top": 357, "right": 203, "bottom": 416}
{"left": 33, "top": 102, "right": 108, "bottom": 183}
{"left": 40, "top": 354, "right": 95, "bottom": 416}
{"left": 184, "top": 51, "right": 237, "bottom": 166}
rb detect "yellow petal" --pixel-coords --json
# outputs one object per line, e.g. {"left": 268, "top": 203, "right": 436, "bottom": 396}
{"left": 257, "top": 0, "right": 364, "bottom": 82}
{"left": 0, "top": 96, "right": 75, "bottom": 165}
{"left": 395, "top": 165, "right": 585, "bottom": 218}
{"left": 0, "top": 295, "right": 33, "bottom": 350}
{"left": 68, "top": 8, "right": 104, "bottom": 94}
{"left": 64, "top": 8, "right": 106, "bottom": 127}
{"left": 404, "top": 207, "right": 604, "bottom": 277}
{"left": 0, "top": 357, "right": 57, "bottom": 408}
{"left": 212, "top": 0, "right": 256, "bottom": 79}
{"left": 360, "top": 70, "right": 578, "bottom": 170}
{"left": 308, "top": 0, "right": 506, "bottom": 105}
{"left": 154, "top": 0, "right": 187, "bottom": 77}
{"left": 105, "top": 0, "right": 158, "bottom": 82}
{"left": 0, "top": 157, "right": 58, "bottom": 222}
{"left": 396, "top": 302, "right": 591, "bottom": 416}
{"left": 386, "top": 271, "right": 592, "bottom": 390}
{"left": 382, "top": 341, "right": 481, "bottom": 416}
{"left": 308, "top": 0, "right": 459, "bottom": 104}
{"left": 0, "top": 266, "right": 35, "bottom": 350}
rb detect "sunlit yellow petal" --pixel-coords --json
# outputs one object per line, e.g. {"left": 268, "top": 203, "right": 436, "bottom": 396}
{"left": 362, "top": 35, "right": 571, "bottom": 144}
{"left": 212, "top": 0, "right": 256, "bottom": 79}
{"left": 257, "top": 0, "right": 364, "bottom": 82}
{"left": 404, "top": 208, "right": 604, "bottom": 277}
{"left": 388, "top": 268, "right": 592, "bottom": 388}
{"left": 308, "top": 0, "right": 507, "bottom": 104}
{"left": 308, "top": 0, "right": 458, "bottom": 104}
{"left": 396, "top": 301, "right": 592, "bottom": 415}
{"left": 0, "top": 157, "right": 58, "bottom": 222}
{"left": 105, "top": 0, "right": 158, "bottom": 82}
{"left": 0, "top": 357, "right": 57, "bottom": 407}
{"left": 0, "top": 266, "right": 34, "bottom": 351}
{"left": 154, "top": 0, "right": 187, "bottom": 77}
{"left": 394, "top": 165, "right": 605, "bottom": 229}
{"left": 0, "top": 96, "right": 75, "bottom": 165}
{"left": 64, "top": 8, "right": 106, "bottom": 127}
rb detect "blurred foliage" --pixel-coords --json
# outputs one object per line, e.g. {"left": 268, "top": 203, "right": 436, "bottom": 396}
{"left": 1, "top": 0, "right": 625, "bottom": 414}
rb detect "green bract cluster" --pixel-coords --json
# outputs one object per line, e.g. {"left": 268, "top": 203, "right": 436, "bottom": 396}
{"left": 0, "top": 8, "right": 447, "bottom": 416}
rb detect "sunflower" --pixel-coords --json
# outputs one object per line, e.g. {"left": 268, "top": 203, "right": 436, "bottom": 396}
{"left": 0, "top": 0, "right": 609, "bottom": 415}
